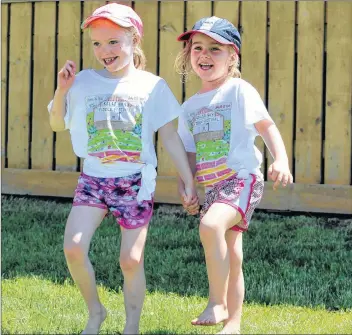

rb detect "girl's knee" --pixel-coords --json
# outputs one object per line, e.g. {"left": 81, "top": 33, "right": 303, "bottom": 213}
{"left": 64, "top": 243, "right": 86, "bottom": 263}
{"left": 119, "top": 253, "right": 142, "bottom": 273}
{"left": 199, "top": 220, "right": 218, "bottom": 244}
{"left": 199, "top": 219, "right": 219, "bottom": 243}
{"left": 232, "top": 250, "right": 243, "bottom": 267}
{"left": 230, "top": 244, "right": 243, "bottom": 266}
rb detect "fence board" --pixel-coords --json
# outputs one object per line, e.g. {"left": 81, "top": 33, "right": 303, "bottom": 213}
{"left": 82, "top": 1, "right": 106, "bottom": 70}
{"left": 241, "top": 1, "right": 267, "bottom": 173}
{"left": 213, "top": 0, "right": 239, "bottom": 28}
{"left": 268, "top": 1, "right": 295, "bottom": 172}
{"left": 55, "top": 1, "right": 81, "bottom": 171}
{"left": 31, "top": 2, "right": 55, "bottom": 170}
{"left": 3, "top": 169, "right": 352, "bottom": 215}
{"left": 107, "top": 1, "right": 131, "bottom": 5}
{"left": 134, "top": 1, "right": 158, "bottom": 75}
{"left": 7, "top": 3, "right": 32, "bottom": 168}
{"left": 157, "top": 1, "right": 184, "bottom": 177}
{"left": 184, "top": 1, "right": 212, "bottom": 100}
{"left": 1, "top": 4, "right": 8, "bottom": 168}
{"left": 325, "top": 2, "right": 352, "bottom": 185}
{"left": 1, "top": 0, "right": 352, "bottom": 215}
{"left": 159, "top": 1, "right": 183, "bottom": 101}
{"left": 295, "top": 1, "right": 324, "bottom": 183}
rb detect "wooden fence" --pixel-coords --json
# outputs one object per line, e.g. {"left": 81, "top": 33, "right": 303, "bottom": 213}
{"left": 1, "top": 0, "right": 352, "bottom": 214}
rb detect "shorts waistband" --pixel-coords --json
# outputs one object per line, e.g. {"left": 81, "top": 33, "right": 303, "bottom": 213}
{"left": 205, "top": 172, "right": 262, "bottom": 193}
{"left": 80, "top": 171, "right": 142, "bottom": 181}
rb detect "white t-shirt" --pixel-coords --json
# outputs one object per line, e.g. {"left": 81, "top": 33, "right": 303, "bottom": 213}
{"left": 48, "top": 69, "right": 182, "bottom": 201}
{"left": 178, "top": 78, "right": 273, "bottom": 186}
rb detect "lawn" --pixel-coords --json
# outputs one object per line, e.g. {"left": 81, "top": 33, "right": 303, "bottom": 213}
{"left": 2, "top": 195, "right": 352, "bottom": 334}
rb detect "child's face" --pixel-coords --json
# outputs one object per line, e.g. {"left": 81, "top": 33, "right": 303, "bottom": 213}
{"left": 90, "top": 21, "right": 135, "bottom": 76}
{"left": 190, "top": 33, "right": 234, "bottom": 84}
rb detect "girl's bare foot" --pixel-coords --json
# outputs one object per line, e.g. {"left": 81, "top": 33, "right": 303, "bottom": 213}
{"left": 81, "top": 305, "right": 107, "bottom": 335}
{"left": 216, "top": 329, "right": 240, "bottom": 334}
{"left": 123, "top": 323, "right": 139, "bottom": 334}
{"left": 216, "top": 320, "right": 241, "bottom": 334}
{"left": 216, "top": 328, "right": 240, "bottom": 334}
{"left": 191, "top": 303, "right": 228, "bottom": 326}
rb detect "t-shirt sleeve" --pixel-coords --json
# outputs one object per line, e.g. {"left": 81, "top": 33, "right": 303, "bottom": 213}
{"left": 238, "top": 80, "right": 273, "bottom": 128}
{"left": 150, "top": 79, "right": 182, "bottom": 132}
{"left": 47, "top": 93, "right": 71, "bottom": 130}
{"left": 177, "top": 111, "right": 196, "bottom": 153}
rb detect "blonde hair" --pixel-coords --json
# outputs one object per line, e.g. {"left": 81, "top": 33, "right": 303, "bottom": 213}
{"left": 125, "top": 26, "right": 146, "bottom": 70}
{"left": 175, "top": 40, "right": 241, "bottom": 82}
{"left": 87, "top": 19, "right": 146, "bottom": 70}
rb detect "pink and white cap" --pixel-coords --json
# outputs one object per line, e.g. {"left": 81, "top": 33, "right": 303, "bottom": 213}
{"left": 81, "top": 3, "right": 143, "bottom": 37}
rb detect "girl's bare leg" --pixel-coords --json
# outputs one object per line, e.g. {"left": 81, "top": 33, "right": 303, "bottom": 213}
{"left": 63, "top": 206, "right": 108, "bottom": 334}
{"left": 192, "top": 203, "right": 242, "bottom": 326}
{"left": 119, "top": 225, "right": 149, "bottom": 334}
{"left": 217, "top": 230, "right": 243, "bottom": 334}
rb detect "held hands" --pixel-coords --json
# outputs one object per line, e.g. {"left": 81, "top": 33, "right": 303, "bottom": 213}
{"left": 178, "top": 181, "right": 200, "bottom": 215}
{"left": 268, "top": 160, "right": 293, "bottom": 190}
{"left": 57, "top": 60, "right": 76, "bottom": 93}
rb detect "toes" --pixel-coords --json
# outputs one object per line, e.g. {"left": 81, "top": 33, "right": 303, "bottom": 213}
{"left": 191, "top": 318, "right": 203, "bottom": 325}
{"left": 191, "top": 317, "right": 216, "bottom": 326}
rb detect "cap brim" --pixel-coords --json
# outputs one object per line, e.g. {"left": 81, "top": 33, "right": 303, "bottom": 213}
{"left": 177, "top": 30, "right": 239, "bottom": 53}
{"left": 81, "top": 15, "right": 133, "bottom": 30}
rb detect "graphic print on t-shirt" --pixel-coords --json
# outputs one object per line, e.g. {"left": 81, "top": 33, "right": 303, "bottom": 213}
{"left": 85, "top": 94, "right": 145, "bottom": 164}
{"left": 188, "top": 102, "right": 235, "bottom": 186}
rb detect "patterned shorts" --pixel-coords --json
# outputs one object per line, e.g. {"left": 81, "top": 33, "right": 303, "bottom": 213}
{"left": 201, "top": 174, "right": 264, "bottom": 232}
{"left": 73, "top": 172, "right": 154, "bottom": 229}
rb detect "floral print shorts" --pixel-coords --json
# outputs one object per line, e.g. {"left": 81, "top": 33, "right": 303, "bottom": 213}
{"left": 201, "top": 174, "right": 264, "bottom": 232}
{"left": 73, "top": 172, "right": 154, "bottom": 229}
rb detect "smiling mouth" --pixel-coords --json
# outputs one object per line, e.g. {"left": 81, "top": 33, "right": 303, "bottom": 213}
{"left": 199, "top": 63, "right": 213, "bottom": 70}
{"left": 103, "top": 57, "right": 118, "bottom": 66}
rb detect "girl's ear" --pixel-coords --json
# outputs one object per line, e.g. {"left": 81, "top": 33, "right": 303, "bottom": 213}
{"left": 133, "top": 35, "right": 140, "bottom": 47}
{"left": 229, "top": 51, "right": 238, "bottom": 65}
{"left": 228, "top": 54, "right": 236, "bottom": 66}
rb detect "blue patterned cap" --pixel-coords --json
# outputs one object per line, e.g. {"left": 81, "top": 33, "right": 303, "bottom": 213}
{"left": 177, "top": 16, "right": 241, "bottom": 53}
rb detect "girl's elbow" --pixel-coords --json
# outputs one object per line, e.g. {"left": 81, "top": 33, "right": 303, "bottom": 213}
{"left": 49, "top": 120, "right": 66, "bottom": 132}
{"left": 51, "top": 126, "right": 66, "bottom": 132}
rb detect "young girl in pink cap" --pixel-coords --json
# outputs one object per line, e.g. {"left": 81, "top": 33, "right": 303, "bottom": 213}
{"left": 176, "top": 16, "right": 293, "bottom": 334}
{"left": 48, "top": 3, "right": 197, "bottom": 334}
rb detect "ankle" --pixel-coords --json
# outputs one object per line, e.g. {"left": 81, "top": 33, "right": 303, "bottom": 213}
{"left": 223, "top": 317, "right": 241, "bottom": 328}
{"left": 125, "top": 319, "right": 139, "bottom": 328}
{"left": 207, "top": 301, "right": 227, "bottom": 310}
{"left": 88, "top": 303, "right": 105, "bottom": 316}
{"left": 123, "top": 322, "right": 139, "bottom": 334}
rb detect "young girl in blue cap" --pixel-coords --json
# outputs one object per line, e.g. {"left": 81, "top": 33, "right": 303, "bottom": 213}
{"left": 176, "top": 16, "right": 293, "bottom": 334}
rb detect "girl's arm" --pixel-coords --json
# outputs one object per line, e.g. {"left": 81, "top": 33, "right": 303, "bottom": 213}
{"left": 177, "top": 152, "right": 199, "bottom": 215}
{"left": 49, "top": 60, "right": 76, "bottom": 132}
{"left": 255, "top": 119, "right": 293, "bottom": 190}
{"left": 158, "top": 121, "right": 198, "bottom": 205}
{"left": 49, "top": 89, "right": 67, "bottom": 132}
{"left": 186, "top": 152, "right": 197, "bottom": 176}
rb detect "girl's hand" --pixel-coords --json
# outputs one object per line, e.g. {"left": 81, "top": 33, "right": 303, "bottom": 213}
{"left": 179, "top": 181, "right": 200, "bottom": 215}
{"left": 184, "top": 183, "right": 200, "bottom": 215}
{"left": 57, "top": 60, "right": 76, "bottom": 93}
{"left": 182, "top": 196, "right": 200, "bottom": 215}
{"left": 268, "top": 160, "right": 293, "bottom": 190}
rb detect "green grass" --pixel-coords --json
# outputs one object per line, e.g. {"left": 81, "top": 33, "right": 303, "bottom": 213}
{"left": 2, "top": 195, "right": 352, "bottom": 334}
{"left": 2, "top": 277, "right": 352, "bottom": 334}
